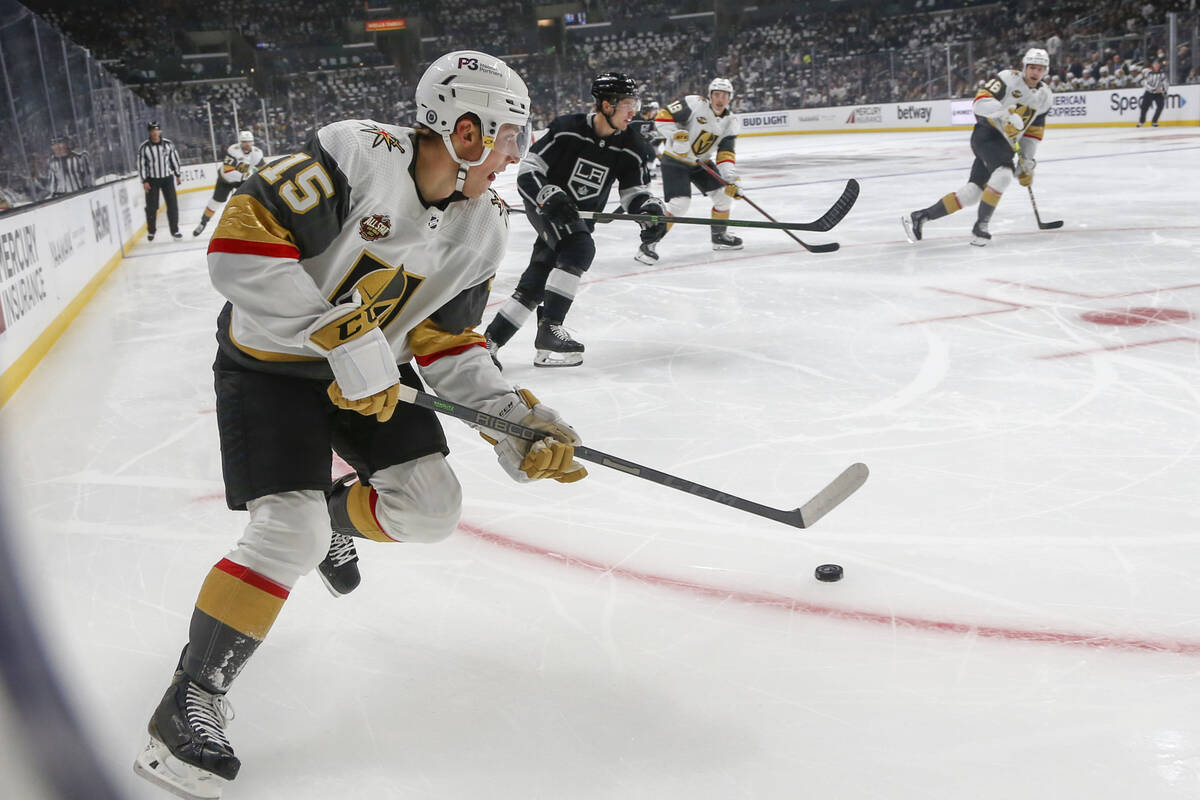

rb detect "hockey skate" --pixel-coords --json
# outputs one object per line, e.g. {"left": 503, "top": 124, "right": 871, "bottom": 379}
{"left": 193, "top": 218, "right": 208, "bottom": 237}
{"left": 711, "top": 231, "right": 743, "bottom": 250}
{"left": 485, "top": 335, "right": 503, "bottom": 371}
{"left": 901, "top": 209, "right": 928, "bottom": 243}
{"left": 534, "top": 319, "right": 584, "bottom": 368}
{"left": 634, "top": 241, "right": 659, "bottom": 264}
{"left": 134, "top": 663, "right": 239, "bottom": 799}
{"left": 318, "top": 473, "right": 361, "bottom": 597}
{"left": 970, "top": 219, "right": 992, "bottom": 247}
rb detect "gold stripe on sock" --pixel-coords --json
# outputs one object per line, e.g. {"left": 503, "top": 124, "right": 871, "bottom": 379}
{"left": 940, "top": 193, "right": 962, "bottom": 214}
{"left": 347, "top": 483, "right": 395, "bottom": 542}
{"left": 194, "top": 561, "right": 287, "bottom": 640}
{"left": 981, "top": 187, "right": 1003, "bottom": 206}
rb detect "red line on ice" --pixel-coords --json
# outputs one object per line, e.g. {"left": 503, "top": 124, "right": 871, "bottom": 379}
{"left": 458, "top": 521, "right": 1200, "bottom": 657}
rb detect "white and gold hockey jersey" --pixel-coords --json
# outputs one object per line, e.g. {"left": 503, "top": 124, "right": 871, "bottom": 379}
{"left": 655, "top": 95, "right": 739, "bottom": 170}
{"left": 973, "top": 70, "right": 1053, "bottom": 148}
{"left": 217, "top": 142, "right": 266, "bottom": 184}
{"left": 208, "top": 118, "right": 512, "bottom": 407}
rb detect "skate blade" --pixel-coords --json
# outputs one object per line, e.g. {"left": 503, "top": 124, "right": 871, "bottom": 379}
{"left": 970, "top": 237, "right": 990, "bottom": 247}
{"left": 633, "top": 253, "right": 658, "bottom": 265}
{"left": 900, "top": 215, "right": 916, "bottom": 243}
{"left": 711, "top": 243, "right": 744, "bottom": 251}
{"left": 533, "top": 350, "right": 583, "bottom": 368}
{"left": 134, "top": 738, "right": 226, "bottom": 800}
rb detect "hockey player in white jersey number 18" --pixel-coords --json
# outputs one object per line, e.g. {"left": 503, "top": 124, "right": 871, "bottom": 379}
{"left": 902, "top": 48, "right": 1052, "bottom": 246}
{"left": 134, "top": 51, "right": 588, "bottom": 800}
{"left": 193, "top": 131, "right": 265, "bottom": 236}
{"left": 642, "top": 77, "right": 742, "bottom": 264}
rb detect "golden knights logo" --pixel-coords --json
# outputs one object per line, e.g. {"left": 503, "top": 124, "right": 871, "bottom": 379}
{"left": 358, "top": 124, "right": 405, "bottom": 152}
{"left": 311, "top": 252, "right": 425, "bottom": 350}
{"left": 359, "top": 214, "right": 391, "bottom": 241}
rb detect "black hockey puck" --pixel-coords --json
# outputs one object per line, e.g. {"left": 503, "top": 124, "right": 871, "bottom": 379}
{"left": 815, "top": 564, "right": 844, "bottom": 582}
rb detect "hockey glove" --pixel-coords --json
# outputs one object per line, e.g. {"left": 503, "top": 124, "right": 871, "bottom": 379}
{"left": 480, "top": 389, "right": 587, "bottom": 483}
{"left": 669, "top": 130, "right": 691, "bottom": 155}
{"left": 1001, "top": 111, "right": 1025, "bottom": 139}
{"left": 535, "top": 185, "right": 580, "bottom": 229}
{"left": 306, "top": 298, "right": 401, "bottom": 422}
{"left": 716, "top": 161, "right": 741, "bottom": 197}
{"left": 629, "top": 196, "right": 669, "bottom": 244}
{"left": 1016, "top": 156, "right": 1035, "bottom": 187}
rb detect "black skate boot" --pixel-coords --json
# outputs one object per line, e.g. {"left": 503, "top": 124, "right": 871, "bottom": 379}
{"left": 902, "top": 209, "right": 929, "bottom": 243}
{"left": 534, "top": 318, "right": 584, "bottom": 367}
{"left": 319, "top": 473, "right": 361, "bottom": 597}
{"left": 970, "top": 219, "right": 992, "bottom": 247}
{"left": 634, "top": 241, "right": 659, "bottom": 264}
{"left": 135, "top": 659, "right": 239, "bottom": 799}
{"left": 711, "top": 230, "right": 743, "bottom": 250}
{"left": 193, "top": 217, "right": 209, "bottom": 237}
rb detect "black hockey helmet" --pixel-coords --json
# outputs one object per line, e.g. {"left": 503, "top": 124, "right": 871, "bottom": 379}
{"left": 591, "top": 72, "right": 639, "bottom": 106}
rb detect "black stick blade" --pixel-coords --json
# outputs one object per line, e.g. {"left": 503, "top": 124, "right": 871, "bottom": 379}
{"left": 808, "top": 179, "right": 860, "bottom": 232}
{"left": 794, "top": 463, "right": 869, "bottom": 528}
{"left": 1038, "top": 220, "right": 1064, "bottom": 229}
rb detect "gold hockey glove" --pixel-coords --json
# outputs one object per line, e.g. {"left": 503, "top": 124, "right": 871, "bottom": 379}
{"left": 328, "top": 380, "right": 400, "bottom": 423}
{"left": 480, "top": 389, "right": 587, "bottom": 483}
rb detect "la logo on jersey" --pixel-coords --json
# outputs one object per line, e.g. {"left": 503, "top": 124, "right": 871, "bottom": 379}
{"left": 568, "top": 159, "right": 609, "bottom": 201}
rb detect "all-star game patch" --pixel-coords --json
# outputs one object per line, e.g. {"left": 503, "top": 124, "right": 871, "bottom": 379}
{"left": 359, "top": 214, "right": 391, "bottom": 241}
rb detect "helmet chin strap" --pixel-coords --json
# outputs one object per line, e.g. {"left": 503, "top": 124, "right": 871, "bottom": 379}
{"left": 441, "top": 133, "right": 477, "bottom": 192}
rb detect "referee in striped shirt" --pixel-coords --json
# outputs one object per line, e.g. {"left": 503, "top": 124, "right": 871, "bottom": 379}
{"left": 1137, "top": 62, "right": 1169, "bottom": 128}
{"left": 48, "top": 136, "right": 93, "bottom": 197}
{"left": 138, "top": 121, "right": 182, "bottom": 239}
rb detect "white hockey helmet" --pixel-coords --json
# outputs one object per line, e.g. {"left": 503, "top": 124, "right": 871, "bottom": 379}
{"left": 415, "top": 50, "right": 531, "bottom": 177}
{"left": 708, "top": 77, "right": 734, "bottom": 99}
{"left": 1022, "top": 48, "right": 1050, "bottom": 68}
{"left": 238, "top": 130, "right": 254, "bottom": 142}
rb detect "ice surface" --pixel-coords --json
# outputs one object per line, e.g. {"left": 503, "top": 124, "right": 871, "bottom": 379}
{"left": 2, "top": 126, "right": 1199, "bottom": 799}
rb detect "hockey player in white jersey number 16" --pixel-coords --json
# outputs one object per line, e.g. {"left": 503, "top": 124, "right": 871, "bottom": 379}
{"left": 902, "top": 48, "right": 1052, "bottom": 246}
{"left": 193, "top": 131, "right": 265, "bottom": 236}
{"left": 134, "top": 51, "right": 588, "bottom": 800}
{"left": 642, "top": 77, "right": 742, "bottom": 263}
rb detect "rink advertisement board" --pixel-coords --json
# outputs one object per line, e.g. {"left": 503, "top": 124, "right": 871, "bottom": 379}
{"left": 740, "top": 87, "right": 1198, "bottom": 135}
{"left": 0, "top": 177, "right": 144, "bottom": 402}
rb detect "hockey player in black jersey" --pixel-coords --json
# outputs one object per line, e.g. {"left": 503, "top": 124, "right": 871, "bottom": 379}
{"left": 629, "top": 101, "right": 664, "bottom": 178}
{"left": 484, "top": 72, "right": 667, "bottom": 368}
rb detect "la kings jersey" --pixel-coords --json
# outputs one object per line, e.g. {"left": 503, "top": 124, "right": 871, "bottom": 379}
{"left": 973, "top": 70, "right": 1053, "bottom": 147}
{"left": 518, "top": 112, "right": 651, "bottom": 217}
{"left": 208, "top": 119, "right": 511, "bottom": 406}
{"left": 655, "top": 95, "right": 739, "bottom": 167}
{"left": 218, "top": 143, "right": 265, "bottom": 184}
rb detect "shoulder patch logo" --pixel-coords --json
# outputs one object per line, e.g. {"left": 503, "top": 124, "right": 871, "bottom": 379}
{"left": 697, "top": 116, "right": 708, "bottom": 124}
{"left": 1012, "top": 90, "right": 1023, "bottom": 98}
{"left": 359, "top": 214, "right": 391, "bottom": 241}
{"left": 358, "top": 124, "right": 405, "bottom": 152}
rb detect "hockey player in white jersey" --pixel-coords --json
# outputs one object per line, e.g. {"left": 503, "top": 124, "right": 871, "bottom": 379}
{"left": 134, "top": 51, "right": 588, "bottom": 800}
{"left": 192, "top": 131, "right": 265, "bottom": 236}
{"left": 641, "top": 77, "right": 742, "bottom": 263}
{"left": 902, "top": 48, "right": 1053, "bottom": 246}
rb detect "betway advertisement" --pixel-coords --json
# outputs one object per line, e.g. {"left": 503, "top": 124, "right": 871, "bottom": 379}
{"left": 741, "top": 87, "right": 1197, "bottom": 134}
{"left": 738, "top": 100, "right": 949, "bottom": 134}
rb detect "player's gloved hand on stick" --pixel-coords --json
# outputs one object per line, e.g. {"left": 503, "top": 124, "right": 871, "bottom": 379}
{"left": 715, "top": 161, "right": 741, "bottom": 198}
{"left": 306, "top": 297, "right": 402, "bottom": 422}
{"left": 1001, "top": 110, "right": 1025, "bottom": 138}
{"left": 1016, "top": 156, "right": 1036, "bottom": 187}
{"left": 535, "top": 185, "right": 579, "bottom": 228}
{"left": 480, "top": 389, "right": 587, "bottom": 483}
{"left": 631, "top": 196, "right": 669, "bottom": 243}
{"left": 669, "top": 130, "right": 691, "bottom": 155}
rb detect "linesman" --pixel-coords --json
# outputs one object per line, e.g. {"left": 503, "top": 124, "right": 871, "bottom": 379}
{"left": 138, "top": 121, "right": 182, "bottom": 240}
{"left": 1137, "top": 62, "right": 1169, "bottom": 128}
{"left": 47, "top": 136, "right": 93, "bottom": 197}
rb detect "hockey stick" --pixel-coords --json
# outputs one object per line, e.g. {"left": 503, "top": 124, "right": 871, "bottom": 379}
{"left": 697, "top": 161, "right": 840, "bottom": 253}
{"left": 1027, "top": 185, "right": 1063, "bottom": 229}
{"left": 394, "top": 384, "right": 868, "bottom": 530}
